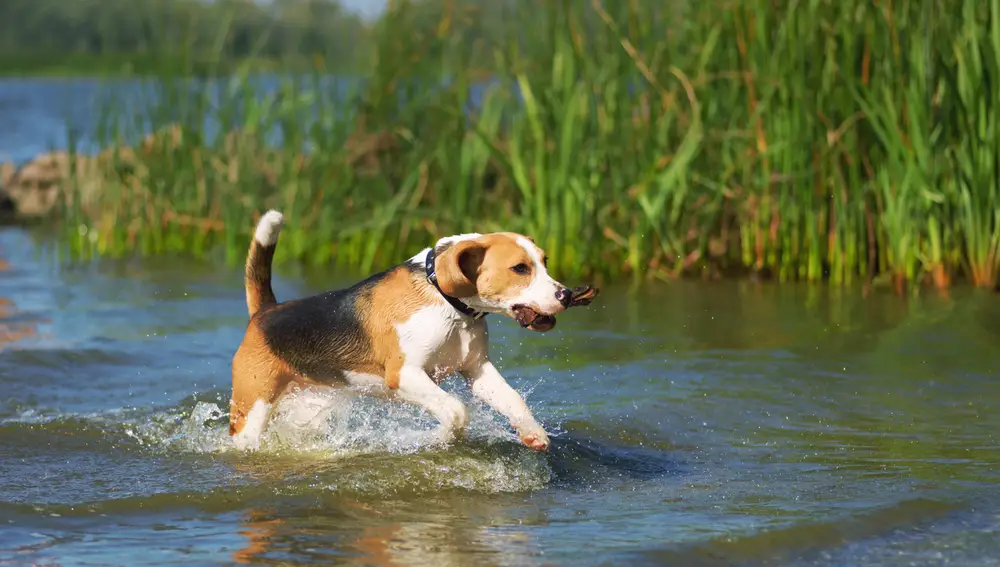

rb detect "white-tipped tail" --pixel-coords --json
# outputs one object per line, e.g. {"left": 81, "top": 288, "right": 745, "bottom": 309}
{"left": 245, "top": 209, "right": 284, "bottom": 317}
{"left": 254, "top": 210, "right": 284, "bottom": 246}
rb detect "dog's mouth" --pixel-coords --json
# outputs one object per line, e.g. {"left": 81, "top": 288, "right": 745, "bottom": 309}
{"left": 512, "top": 305, "right": 557, "bottom": 332}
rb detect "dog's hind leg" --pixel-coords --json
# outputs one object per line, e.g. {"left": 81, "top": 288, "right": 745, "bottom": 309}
{"left": 229, "top": 337, "right": 293, "bottom": 451}
{"left": 231, "top": 395, "right": 276, "bottom": 452}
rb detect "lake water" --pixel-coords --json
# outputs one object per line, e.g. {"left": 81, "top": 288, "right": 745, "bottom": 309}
{"left": 0, "top": 74, "right": 472, "bottom": 167}
{"left": 0, "top": 75, "right": 359, "bottom": 166}
{"left": 2, "top": 77, "right": 1000, "bottom": 566}
{"left": 0, "top": 78, "right": 93, "bottom": 164}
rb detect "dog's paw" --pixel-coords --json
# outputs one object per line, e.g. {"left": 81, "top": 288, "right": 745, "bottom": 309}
{"left": 442, "top": 399, "right": 470, "bottom": 432}
{"left": 231, "top": 432, "right": 261, "bottom": 452}
{"left": 428, "top": 427, "right": 457, "bottom": 447}
{"left": 519, "top": 430, "right": 550, "bottom": 452}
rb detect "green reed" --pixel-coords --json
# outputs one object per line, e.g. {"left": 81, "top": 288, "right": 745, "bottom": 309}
{"left": 59, "top": 0, "right": 1000, "bottom": 292}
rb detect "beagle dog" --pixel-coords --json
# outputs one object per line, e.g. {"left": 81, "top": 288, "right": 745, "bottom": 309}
{"left": 229, "top": 210, "right": 594, "bottom": 453}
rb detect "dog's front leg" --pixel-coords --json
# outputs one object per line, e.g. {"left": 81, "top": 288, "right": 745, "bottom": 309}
{"left": 394, "top": 365, "right": 470, "bottom": 444}
{"left": 463, "top": 360, "right": 549, "bottom": 452}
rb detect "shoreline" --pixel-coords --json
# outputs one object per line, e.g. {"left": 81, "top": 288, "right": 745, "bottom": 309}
{"left": 1, "top": 130, "right": 998, "bottom": 295}
{"left": 2, "top": 217, "right": 996, "bottom": 300}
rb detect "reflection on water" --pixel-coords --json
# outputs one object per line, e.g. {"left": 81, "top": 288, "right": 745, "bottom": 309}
{"left": 231, "top": 501, "right": 546, "bottom": 567}
{"left": 0, "top": 254, "right": 40, "bottom": 349}
{"left": 0, "top": 225, "right": 999, "bottom": 566}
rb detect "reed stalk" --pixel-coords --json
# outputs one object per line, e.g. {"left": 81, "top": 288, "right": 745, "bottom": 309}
{"left": 55, "top": 0, "right": 1000, "bottom": 293}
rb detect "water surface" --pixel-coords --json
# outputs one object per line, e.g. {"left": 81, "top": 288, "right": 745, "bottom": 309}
{"left": 0, "top": 75, "right": 472, "bottom": 166}
{"left": 1, "top": 226, "right": 999, "bottom": 566}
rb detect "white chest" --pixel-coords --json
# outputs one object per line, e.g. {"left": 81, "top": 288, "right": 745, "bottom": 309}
{"left": 394, "top": 304, "right": 486, "bottom": 381}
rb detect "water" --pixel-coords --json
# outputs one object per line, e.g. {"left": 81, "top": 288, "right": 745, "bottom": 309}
{"left": 0, "top": 74, "right": 485, "bottom": 167}
{"left": 2, "top": 224, "right": 1000, "bottom": 566}
{"left": 3, "top": 77, "right": 1000, "bottom": 566}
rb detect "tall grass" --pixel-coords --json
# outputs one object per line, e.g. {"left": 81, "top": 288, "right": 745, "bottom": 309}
{"left": 59, "top": 0, "right": 1000, "bottom": 292}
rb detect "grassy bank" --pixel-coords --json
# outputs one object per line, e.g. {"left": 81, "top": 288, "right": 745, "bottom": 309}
{"left": 57, "top": 0, "right": 1000, "bottom": 293}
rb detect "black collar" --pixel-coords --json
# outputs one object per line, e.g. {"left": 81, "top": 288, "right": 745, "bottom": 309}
{"left": 424, "top": 248, "right": 486, "bottom": 320}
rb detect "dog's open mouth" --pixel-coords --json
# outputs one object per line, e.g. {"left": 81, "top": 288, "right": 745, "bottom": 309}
{"left": 512, "top": 305, "right": 557, "bottom": 332}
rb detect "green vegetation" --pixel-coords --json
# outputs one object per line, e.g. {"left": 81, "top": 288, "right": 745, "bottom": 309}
{"left": 0, "top": 0, "right": 371, "bottom": 75}
{"left": 54, "top": 0, "right": 1000, "bottom": 293}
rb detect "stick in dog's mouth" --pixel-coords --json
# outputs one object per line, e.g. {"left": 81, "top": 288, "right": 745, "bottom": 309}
{"left": 512, "top": 305, "right": 557, "bottom": 332}
{"left": 566, "top": 285, "right": 599, "bottom": 307}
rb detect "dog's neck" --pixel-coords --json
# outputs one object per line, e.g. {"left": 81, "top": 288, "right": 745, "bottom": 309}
{"left": 424, "top": 247, "right": 486, "bottom": 320}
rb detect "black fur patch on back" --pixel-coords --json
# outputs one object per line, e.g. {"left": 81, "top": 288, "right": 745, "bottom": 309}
{"left": 256, "top": 267, "right": 396, "bottom": 381}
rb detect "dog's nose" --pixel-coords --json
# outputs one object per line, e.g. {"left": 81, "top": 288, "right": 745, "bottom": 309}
{"left": 555, "top": 288, "right": 572, "bottom": 307}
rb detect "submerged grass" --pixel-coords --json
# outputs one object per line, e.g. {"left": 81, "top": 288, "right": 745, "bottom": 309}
{"left": 58, "top": 0, "right": 1000, "bottom": 292}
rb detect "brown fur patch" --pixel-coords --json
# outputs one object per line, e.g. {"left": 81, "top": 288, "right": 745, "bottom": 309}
{"left": 355, "top": 268, "right": 437, "bottom": 389}
{"left": 229, "top": 320, "right": 294, "bottom": 436}
{"left": 434, "top": 240, "right": 484, "bottom": 298}
{"left": 436, "top": 233, "right": 538, "bottom": 307}
{"left": 245, "top": 241, "right": 277, "bottom": 317}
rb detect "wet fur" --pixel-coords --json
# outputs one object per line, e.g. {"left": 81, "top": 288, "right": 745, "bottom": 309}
{"left": 229, "top": 212, "right": 574, "bottom": 452}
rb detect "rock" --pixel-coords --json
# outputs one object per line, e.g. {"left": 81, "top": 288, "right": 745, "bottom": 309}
{"left": 0, "top": 122, "right": 401, "bottom": 220}
{"left": 1, "top": 151, "right": 101, "bottom": 219}
{"left": 1, "top": 161, "right": 13, "bottom": 188}
{"left": 3, "top": 152, "right": 70, "bottom": 218}
{"left": 1, "top": 124, "right": 202, "bottom": 219}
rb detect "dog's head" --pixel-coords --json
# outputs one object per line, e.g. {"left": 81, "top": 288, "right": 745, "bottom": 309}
{"left": 431, "top": 232, "right": 572, "bottom": 332}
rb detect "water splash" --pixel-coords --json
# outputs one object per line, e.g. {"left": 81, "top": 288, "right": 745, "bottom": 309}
{"left": 158, "top": 385, "right": 532, "bottom": 456}
{"left": 2, "top": 384, "right": 556, "bottom": 497}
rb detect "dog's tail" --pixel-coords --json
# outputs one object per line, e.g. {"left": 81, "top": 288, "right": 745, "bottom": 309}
{"left": 245, "top": 210, "right": 284, "bottom": 318}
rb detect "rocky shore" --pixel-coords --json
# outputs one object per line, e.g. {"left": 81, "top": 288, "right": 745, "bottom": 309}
{"left": 0, "top": 129, "right": 179, "bottom": 221}
{"left": 0, "top": 125, "right": 398, "bottom": 221}
{"left": 0, "top": 151, "right": 99, "bottom": 219}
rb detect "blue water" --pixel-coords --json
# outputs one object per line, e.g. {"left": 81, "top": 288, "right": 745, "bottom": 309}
{"left": 0, "top": 74, "right": 506, "bottom": 166}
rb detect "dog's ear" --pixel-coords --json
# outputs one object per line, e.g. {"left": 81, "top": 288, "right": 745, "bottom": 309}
{"left": 435, "top": 240, "right": 486, "bottom": 298}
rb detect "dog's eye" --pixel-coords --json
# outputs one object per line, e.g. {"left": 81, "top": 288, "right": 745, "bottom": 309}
{"left": 511, "top": 263, "right": 531, "bottom": 275}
